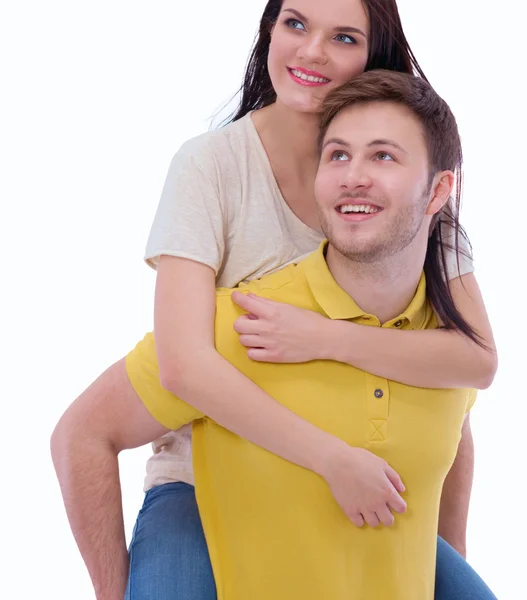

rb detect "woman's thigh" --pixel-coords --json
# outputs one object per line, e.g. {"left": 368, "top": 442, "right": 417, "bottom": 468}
{"left": 125, "top": 482, "right": 217, "bottom": 600}
{"left": 435, "top": 536, "right": 497, "bottom": 600}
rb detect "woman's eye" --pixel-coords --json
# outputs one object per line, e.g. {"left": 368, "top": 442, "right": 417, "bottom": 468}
{"left": 285, "top": 18, "right": 306, "bottom": 31}
{"left": 376, "top": 151, "right": 394, "bottom": 161}
{"left": 331, "top": 150, "right": 349, "bottom": 161}
{"left": 334, "top": 33, "right": 356, "bottom": 44}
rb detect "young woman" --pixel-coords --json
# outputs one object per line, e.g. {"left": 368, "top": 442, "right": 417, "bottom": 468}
{"left": 55, "top": 1, "right": 498, "bottom": 599}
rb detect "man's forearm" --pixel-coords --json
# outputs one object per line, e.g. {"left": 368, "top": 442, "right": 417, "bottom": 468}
{"left": 51, "top": 430, "right": 129, "bottom": 600}
{"left": 438, "top": 416, "right": 474, "bottom": 557}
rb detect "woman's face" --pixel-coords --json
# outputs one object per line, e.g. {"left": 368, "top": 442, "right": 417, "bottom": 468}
{"left": 268, "top": 0, "right": 370, "bottom": 114}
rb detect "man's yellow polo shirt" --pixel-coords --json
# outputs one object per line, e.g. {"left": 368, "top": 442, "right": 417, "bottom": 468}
{"left": 126, "top": 242, "right": 476, "bottom": 600}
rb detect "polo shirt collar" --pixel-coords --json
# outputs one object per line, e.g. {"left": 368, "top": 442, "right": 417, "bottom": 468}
{"left": 301, "top": 241, "right": 428, "bottom": 328}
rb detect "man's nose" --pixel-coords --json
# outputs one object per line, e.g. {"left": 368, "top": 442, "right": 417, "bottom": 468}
{"left": 341, "top": 161, "right": 373, "bottom": 190}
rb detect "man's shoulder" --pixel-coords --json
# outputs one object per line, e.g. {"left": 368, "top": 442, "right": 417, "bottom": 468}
{"left": 216, "top": 259, "right": 312, "bottom": 304}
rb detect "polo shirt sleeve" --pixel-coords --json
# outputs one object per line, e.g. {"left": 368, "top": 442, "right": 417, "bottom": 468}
{"left": 126, "top": 289, "right": 247, "bottom": 431}
{"left": 126, "top": 332, "right": 204, "bottom": 430}
{"left": 466, "top": 388, "right": 478, "bottom": 413}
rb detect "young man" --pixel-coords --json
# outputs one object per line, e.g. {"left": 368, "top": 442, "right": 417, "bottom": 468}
{"left": 53, "top": 71, "right": 485, "bottom": 599}
{"left": 125, "top": 71, "right": 479, "bottom": 599}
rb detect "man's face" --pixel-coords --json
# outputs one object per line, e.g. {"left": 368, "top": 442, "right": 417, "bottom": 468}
{"left": 315, "top": 101, "right": 436, "bottom": 263}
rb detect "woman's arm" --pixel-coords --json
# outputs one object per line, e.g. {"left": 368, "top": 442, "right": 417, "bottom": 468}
{"left": 328, "top": 273, "right": 497, "bottom": 389}
{"left": 153, "top": 255, "right": 407, "bottom": 526}
{"left": 322, "top": 273, "right": 497, "bottom": 389}
{"left": 232, "top": 273, "right": 497, "bottom": 390}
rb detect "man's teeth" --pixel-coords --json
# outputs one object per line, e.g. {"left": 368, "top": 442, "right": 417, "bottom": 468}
{"left": 338, "top": 204, "right": 380, "bottom": 214}
{"left": 291, "top": 69, "right": 329, "bottom": 83}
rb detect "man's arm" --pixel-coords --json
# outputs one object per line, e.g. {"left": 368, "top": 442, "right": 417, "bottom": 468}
{"left": 50, "top": 358, "right": 180, "bottom": 600}
{"left": 437, "top": 414, "right": 474, "bottom": 558}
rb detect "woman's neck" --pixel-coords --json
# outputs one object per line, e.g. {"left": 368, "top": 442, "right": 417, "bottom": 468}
{"left": 250, "top": 100, "right": 324, "bottom": 232}
{"left": 252, "top": 101, "right": 321, "bottom": 172}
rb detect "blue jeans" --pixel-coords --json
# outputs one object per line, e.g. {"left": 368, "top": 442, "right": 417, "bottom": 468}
{"left": 125, "top": 482, "right": 497, "bottom": 600}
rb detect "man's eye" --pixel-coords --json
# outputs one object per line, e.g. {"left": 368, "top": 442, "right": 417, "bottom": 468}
{"left": 331, "top": 150, "right": 349, "bottom": 161}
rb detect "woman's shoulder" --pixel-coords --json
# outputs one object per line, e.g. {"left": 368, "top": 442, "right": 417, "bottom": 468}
{"left": 176, "top": 115, "right": 254, "bottom": 171}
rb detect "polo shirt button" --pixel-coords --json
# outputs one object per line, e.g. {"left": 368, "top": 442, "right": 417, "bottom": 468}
{"left": 394, "top": 320, "right": 403, "bottom": 327}
{"left": 374, "top": 389, "right": 384, "bottom": 398}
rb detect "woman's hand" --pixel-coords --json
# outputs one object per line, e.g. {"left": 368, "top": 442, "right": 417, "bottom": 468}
{"left": 231, "top": 291, "right": 333, "bottom": 363}
{"left": 321, "top": 443, "right": 407, "bottom": 528}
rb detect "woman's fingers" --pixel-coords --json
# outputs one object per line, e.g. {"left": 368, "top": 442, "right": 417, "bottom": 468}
{"left": 238, "top": 334, "right": 262, "bottom": 348}
{"left": 233, "top": 315, "right": 261, "bottom": 334}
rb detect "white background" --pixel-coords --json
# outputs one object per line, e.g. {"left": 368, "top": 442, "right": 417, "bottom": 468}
{"left": 1, "top": 1, "right": 525, "bottom": 598}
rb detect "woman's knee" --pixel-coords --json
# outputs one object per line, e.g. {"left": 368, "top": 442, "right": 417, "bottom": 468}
{"left": 435, "top": 536, "right": 497, "bottom": 600}
{"left": 133, "top": 483, "right": 208, "bottom": 549}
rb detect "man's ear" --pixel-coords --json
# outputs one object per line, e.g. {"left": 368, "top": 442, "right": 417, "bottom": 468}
{"left": 426, "top": 170, "right": 455, "bottom": 216}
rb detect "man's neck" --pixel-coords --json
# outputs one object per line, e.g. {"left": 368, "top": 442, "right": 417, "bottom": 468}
{"left": 326, "top": 236, "right": 428, "bottom": 324}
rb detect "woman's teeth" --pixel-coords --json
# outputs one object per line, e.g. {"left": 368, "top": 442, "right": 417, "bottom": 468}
{"left": 290, "top": 69, "right": 329, "bottom": 83}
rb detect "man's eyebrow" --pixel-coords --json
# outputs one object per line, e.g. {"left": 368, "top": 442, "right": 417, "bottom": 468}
{"left": 321, "top": 137, "right": 409, "bottom": 154}
{"left": 282, "top": 8, "right": 367, "bottom": 39}
{"left": 322, "top": 137, "right": 350, "bottom": 150}
{"left": 368, "top": 139, "right": 408, "bottom": 154}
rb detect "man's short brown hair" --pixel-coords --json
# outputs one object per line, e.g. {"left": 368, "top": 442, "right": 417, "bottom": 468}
{"left": 319, "top": 69, "right": 462, "bottom": 180}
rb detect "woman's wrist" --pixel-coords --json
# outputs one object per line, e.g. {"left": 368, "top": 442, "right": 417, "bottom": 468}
{"left": 317, "top": 318, "right": 352, "bottom": 363}
{"left": 310, "top": 434, "right": 351, "bottom": 479}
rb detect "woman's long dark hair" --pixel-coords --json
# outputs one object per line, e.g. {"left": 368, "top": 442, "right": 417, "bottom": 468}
{"left": 222, "top": 1, "right": 487, "bottom": 349}
{"left": 425, "top": 202, "right": 487, "bottom": 347}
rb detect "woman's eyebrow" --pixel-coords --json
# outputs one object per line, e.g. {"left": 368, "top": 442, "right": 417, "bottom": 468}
{"left": 282, "top": 8, "right": 367, "bottom": 39}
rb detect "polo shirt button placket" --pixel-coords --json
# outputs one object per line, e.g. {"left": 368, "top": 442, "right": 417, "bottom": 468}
{"left": 366, "top": 378, "right": 390, "bottom": 443}
{"left": 366, "top": 373, "right": 390, "bottom": 445}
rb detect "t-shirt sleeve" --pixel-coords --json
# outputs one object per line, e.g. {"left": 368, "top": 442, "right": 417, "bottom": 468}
{"left": 145, "top": 138, "right": 226, "bottom": 273}
{"left": 442, "top": 229, "right": 475, "bottom": 280}
{"left": 439, "top": 203, "right": 475, "bottom": 280}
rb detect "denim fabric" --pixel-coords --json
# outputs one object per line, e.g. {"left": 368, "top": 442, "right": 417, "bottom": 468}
{"left": 435, "top": 535, "right": 497, "bottom": 599}
{"left": 125, "top": 483, "right": 216, "bottom": 600}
